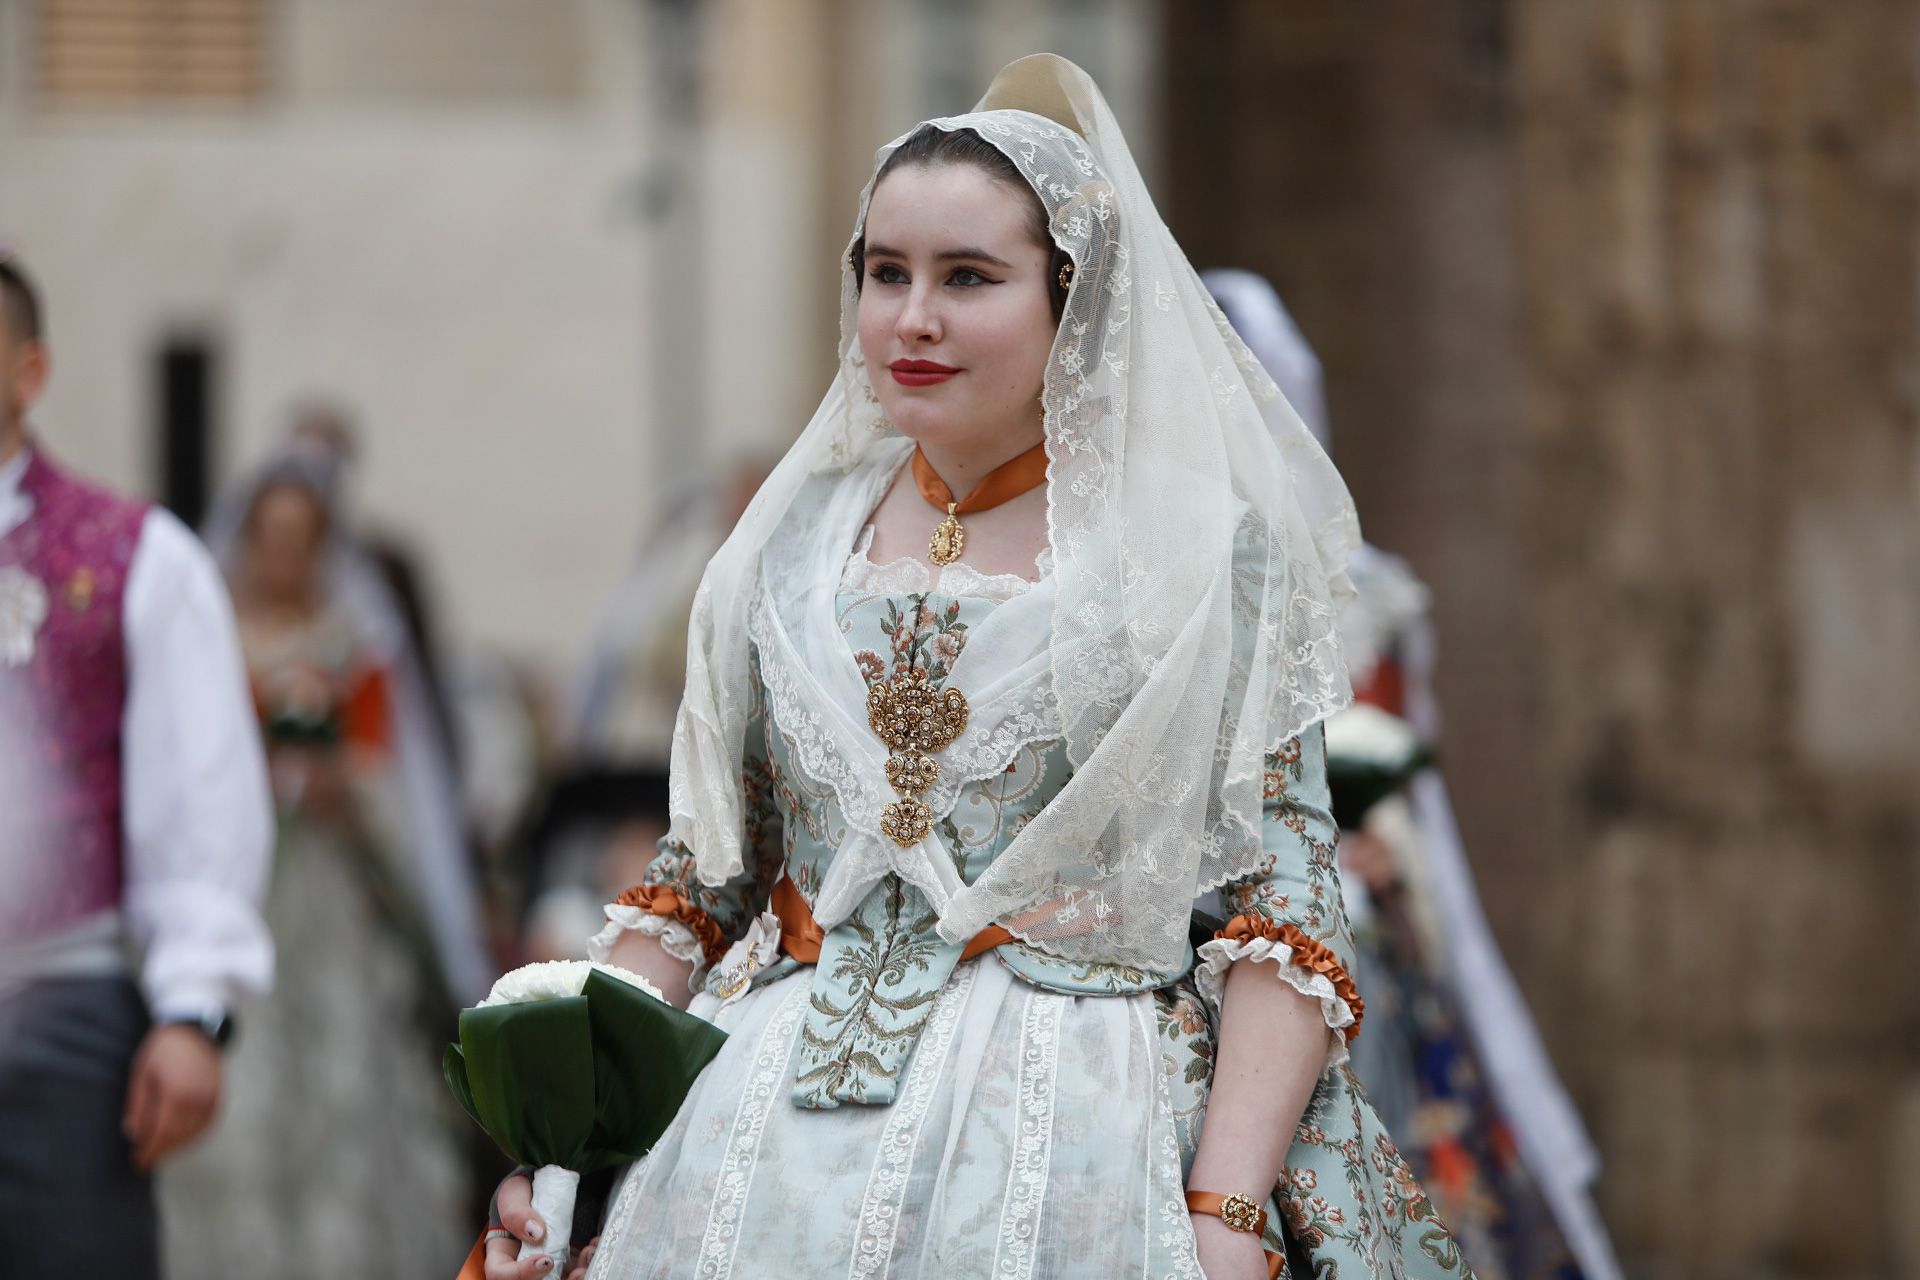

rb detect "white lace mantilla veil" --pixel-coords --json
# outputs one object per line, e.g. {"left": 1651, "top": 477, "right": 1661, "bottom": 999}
{"left": 669, "top": 53, "right": 1360, "bottom": 972}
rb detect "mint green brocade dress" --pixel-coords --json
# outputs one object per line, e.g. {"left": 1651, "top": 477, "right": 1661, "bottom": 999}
{"left": 583, "top": 537, "right": 1476, "bottom": 1280}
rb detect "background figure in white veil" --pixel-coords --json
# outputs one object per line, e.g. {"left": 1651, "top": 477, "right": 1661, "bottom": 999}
{"left": 1205, "top": 268, "right": 1623, "bottom": 1280}
{"left": 198, "top": 416, "right": 492, "bottom": 1004}
{"left": 160, "top": 432, "right": 489, "bottom": 1279}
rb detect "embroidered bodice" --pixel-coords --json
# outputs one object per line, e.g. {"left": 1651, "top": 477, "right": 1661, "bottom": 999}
{"left": 627, "top": 538, "right": 1357, "bottom": 1108}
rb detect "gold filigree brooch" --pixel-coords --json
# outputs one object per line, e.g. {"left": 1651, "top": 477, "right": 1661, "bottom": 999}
{"left": 867, "top": 668, "right": 969, "bottom": 847}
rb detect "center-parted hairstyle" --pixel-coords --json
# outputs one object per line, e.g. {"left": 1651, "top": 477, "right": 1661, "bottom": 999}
{"left": 668, "top": 54, "right": 1359, "bottom": 972}
{"left": 851, "top": 124, "right": 1078, "bottom": 321}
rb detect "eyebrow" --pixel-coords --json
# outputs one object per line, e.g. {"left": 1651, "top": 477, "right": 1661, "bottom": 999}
{"left": 864, "top": 242, "right": 1014, "bottom": 270}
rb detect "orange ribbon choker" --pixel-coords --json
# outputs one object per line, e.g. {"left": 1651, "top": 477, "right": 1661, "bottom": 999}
{"left": 911, "top": 442, "right": 1049, "bottom": 566}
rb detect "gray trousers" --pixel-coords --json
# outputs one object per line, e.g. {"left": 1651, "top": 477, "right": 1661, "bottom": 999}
{"left": 0, "top": 976, "right": 159, "bottom": 1278}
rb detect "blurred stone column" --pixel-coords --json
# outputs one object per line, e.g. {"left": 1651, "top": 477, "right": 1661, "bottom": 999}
{"left": 1168, "top": 1, "right": 1920, "bottom": 1275}
{"left": 1514, "top": 1, "right": 1920, "bottom": 1274}
{"left": 1159, "top": 0, "right": 1549, "bottom": 1071}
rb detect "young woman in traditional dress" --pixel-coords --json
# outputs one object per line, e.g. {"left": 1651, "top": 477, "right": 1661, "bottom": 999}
{"left": 486, "top": 55, "right": 1476, "bottom": 1280}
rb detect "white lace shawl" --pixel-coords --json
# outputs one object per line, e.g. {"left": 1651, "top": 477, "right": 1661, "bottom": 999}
{"left": 668, "top": 55, "right": 1357, "bottom": 972}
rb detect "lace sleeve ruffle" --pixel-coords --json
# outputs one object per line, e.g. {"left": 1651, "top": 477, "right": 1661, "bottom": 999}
{"left": 1194, "top": 914, "right": 1364, "bottom": 1070}
{"left": 585, "top": 885, "right": 730, "bottom": 994}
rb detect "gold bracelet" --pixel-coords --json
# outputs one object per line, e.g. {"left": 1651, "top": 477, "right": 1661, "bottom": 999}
{"left": 1185, "top": 1189, "right": 1268, "bottom": 1236}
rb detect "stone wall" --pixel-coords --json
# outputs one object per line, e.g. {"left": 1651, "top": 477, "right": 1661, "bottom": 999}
{"left": 1165, "top": 2, "right": 1920, "bottom": 1275}
{"left": 1514, "top": 3, "right": 1920, "bottom": 1274}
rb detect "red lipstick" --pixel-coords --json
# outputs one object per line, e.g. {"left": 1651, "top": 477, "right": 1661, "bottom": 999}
{"left": 890, "top": 359, "right": 960, "bottom": 387}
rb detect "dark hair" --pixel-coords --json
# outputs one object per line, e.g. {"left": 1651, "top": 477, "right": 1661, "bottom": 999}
{"left": 851, "top": 125, "right": 1074, "bottom": 320}
{"left": 0, "top": 253, "right": 44, "bottom": 345}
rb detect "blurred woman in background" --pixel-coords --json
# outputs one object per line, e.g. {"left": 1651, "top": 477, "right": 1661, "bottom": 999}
{"left": 161, "top": 441, "right": 488, "bottom": 1279}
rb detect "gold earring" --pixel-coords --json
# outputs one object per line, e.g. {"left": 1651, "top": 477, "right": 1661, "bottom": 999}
{"left": 1057, "top": 261, "right": 1074, "bottom": 292}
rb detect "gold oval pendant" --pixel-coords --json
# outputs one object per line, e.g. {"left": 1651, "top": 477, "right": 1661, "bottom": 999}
{"left": 929, "top": 513, "right": 965, "bottom": 566}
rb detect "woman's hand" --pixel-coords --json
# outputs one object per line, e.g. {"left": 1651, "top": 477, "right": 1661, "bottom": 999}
{"left": 1190, "top": 1213, "right": 1271, "bottom": 1280}
{"left": 484, "top": 1172, "right": 557, "bottom": 1279}
{"left": 485, "top": 1172, "right": 603, "bottom": 1277}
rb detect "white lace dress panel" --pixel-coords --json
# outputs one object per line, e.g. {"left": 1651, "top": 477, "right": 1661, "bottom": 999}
{"left": 586, "top": 958, "right": 1204, "bottom": 1280}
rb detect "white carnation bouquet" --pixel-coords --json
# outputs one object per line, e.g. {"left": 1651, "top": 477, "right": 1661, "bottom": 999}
{"left": 445, "top": 960, "right": 728, "bottom": 1272}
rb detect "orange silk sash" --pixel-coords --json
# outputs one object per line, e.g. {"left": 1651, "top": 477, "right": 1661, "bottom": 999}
{"left": 770, "top": 875, "right": 1013, "bottom": 964}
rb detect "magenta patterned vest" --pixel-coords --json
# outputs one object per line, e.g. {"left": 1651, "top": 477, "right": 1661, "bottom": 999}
{"left": 0, "top": 450, "right": 149, "bottom": 941}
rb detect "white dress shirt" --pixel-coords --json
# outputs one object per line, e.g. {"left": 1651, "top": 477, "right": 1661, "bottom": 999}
{"left": 0, "top": 446, "right": 274, "bottom": 1020}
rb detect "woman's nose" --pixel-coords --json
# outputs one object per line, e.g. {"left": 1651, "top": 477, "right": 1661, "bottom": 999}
{"left": 896, "top": 284, "right": 942, "bottom": 343}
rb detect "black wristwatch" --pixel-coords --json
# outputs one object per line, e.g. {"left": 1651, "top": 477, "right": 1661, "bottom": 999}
{"left": 164, "top": 1010, "right": 237, "bottom": 1050}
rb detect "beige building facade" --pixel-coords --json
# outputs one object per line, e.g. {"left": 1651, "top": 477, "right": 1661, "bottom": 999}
{"left": 0, "top": 0, "right": 1154, "bottom": 680}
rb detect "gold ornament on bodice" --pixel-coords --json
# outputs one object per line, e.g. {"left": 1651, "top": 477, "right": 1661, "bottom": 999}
{"left": 867, "top": 667, "right": 970, "bottom": 847}
{"left": 870, "top": 440, "right": 1045, "bottom": 847}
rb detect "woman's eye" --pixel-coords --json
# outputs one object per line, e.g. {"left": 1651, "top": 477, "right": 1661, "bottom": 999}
{"left": 869, "top": 264, "right": 908, "bottom": 285}
{"left": 948, "top": 268, "right": 990, "bottom": 287}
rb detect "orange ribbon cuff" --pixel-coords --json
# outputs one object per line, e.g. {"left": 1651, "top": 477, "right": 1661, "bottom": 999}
{"left": 613, "top": 884, "right": 730, "bottom": 968}
{"left": 1215, "top": 914, "right": 1366, "bottom": 1042}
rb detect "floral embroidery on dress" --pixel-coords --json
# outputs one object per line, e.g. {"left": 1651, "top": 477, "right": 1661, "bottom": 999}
{"left": 872, "top": 592, "right": 968, "bottom": 687}
{"left": 1275, "top": 1065, "right": 1473, "bottom": 1276}
{"left": 1155, "top": 985, "right": 1215, "bottom": 1088}
{"left": 791, "top": 875, "right": 955, "bottom": 1108}
{"left": 1228, "top": 731, "right": 1343, "bottom": 946}
{"left": 1064, "top": 958, "right": 1156, "bottom": 990}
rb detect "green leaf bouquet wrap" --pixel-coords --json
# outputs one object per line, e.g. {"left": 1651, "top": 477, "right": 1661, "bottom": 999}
{"left": 443, "top": 960, "right": 728, "bottom": 1272}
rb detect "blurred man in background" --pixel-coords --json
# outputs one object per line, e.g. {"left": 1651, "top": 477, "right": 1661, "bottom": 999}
{"left": 0, "top": 249, "right": 273, "bottom": 1277}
